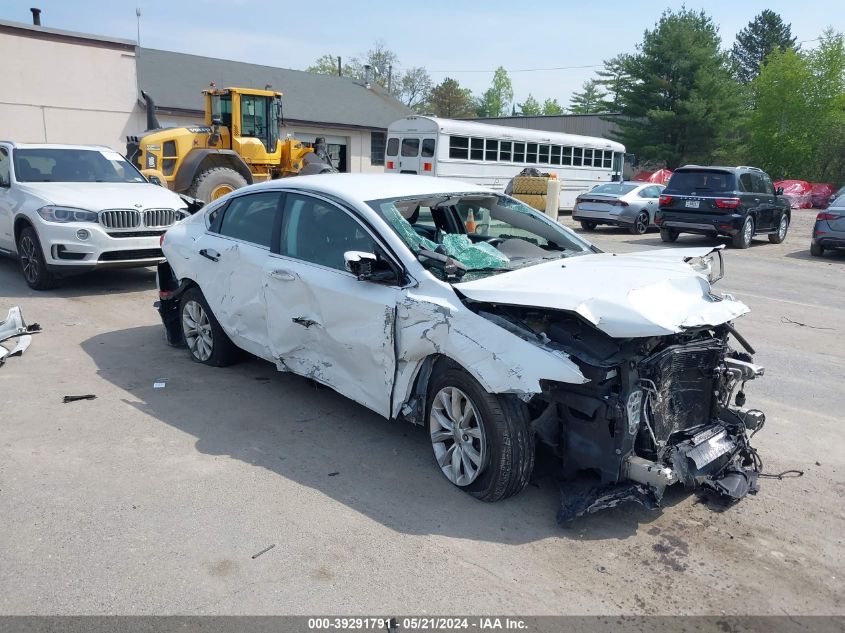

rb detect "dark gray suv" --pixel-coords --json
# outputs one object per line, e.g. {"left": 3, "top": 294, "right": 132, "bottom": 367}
{"left": 655, "top": 166, "right": 791, "bottom": 249}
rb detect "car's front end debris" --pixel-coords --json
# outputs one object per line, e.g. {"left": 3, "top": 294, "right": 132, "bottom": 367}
{"left": 0, "top": 306, "right": 41, "bottom": 368}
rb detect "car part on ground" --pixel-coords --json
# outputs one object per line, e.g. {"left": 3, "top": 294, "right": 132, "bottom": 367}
{"left": 811, "top": 198, "right": 845, "bottom": 257}
{"left": 0, "top": 143, "right": 192, "bottom": 289}
{"left": 0, "top": 306, "right": 41, "bottom": 368}
{"left": 154, "top": 174, "right": 767, "bottom": 519}
{"left": 572, "top": 182, "right": 664, "bottom": 235}
{"left": 655, "top": 165, "right": 790, "bottom": 248}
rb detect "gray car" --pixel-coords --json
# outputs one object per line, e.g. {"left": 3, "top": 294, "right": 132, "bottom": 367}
{"left": 572, "top": 182, "right": 665, "bottom": 235}
{"left": 811, "top": 194, "right": 845, "bottom": 256}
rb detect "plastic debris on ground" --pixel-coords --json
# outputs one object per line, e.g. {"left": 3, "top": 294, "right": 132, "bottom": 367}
{"left": 0, "top": 306, "right": 41, "bottom": 368}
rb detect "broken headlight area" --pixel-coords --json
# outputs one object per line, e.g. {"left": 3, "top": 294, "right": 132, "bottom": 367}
{"left": 475, "top": 305, "right": 765, "bottom": 522}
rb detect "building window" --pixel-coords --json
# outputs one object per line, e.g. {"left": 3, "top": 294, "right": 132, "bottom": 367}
{"left": 371, "top": 131, "right": 387, "bottom": 166}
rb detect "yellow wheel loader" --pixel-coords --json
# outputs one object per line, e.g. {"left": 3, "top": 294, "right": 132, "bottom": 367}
{"left": 126, "top": 87, "right": 334, "bottom": 202}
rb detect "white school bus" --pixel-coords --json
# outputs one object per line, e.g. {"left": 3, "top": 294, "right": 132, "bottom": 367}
{"left": 384, "top": 115, "right": 626, "bottom": 210}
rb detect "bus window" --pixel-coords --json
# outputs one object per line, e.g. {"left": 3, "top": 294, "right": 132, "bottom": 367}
{"left": 401, "top": 138, "right": 420, "bottom": 157}
{"left": 499, "top": 141, "right": 512, "bottom": 162}
{"left": 470, "top": 138, "right": 484, "bottom": 160}
{"left": 421, "top": 138, "right": 435, "bottom": 158}
{"left": 526, "top": 143, "right": 538, "bottom": 164}
{"left": 583, "top": 149, "right": 593, "bottom": 167}
{"left": 539, "top": 145, "right": 550, "bottom": 164}
{"left": 573, "top": 148, "right": 583, "bottom": 167}
{"left": 514, "top": 142, "right": 526, "bottom": 162}
{"left": 603, "top": 152, "right": 613, "bottom": 168}
{"left": 449, "top": 136, "right": 469, "bottom": 159}
{"left": 562, "top": 147, "right": 573, "bottom": 166}
{"left": 386, "top": 137, "right": 399, "bottom": 156}
{"left": 485, "top": 139, "right": 498, "bottom": 161}
{"left": 550, "top": 145, "right": 562, "bottom": 165}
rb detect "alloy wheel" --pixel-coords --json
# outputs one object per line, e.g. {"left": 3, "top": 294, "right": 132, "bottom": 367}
{"left": 634, "top": 211, "right": 649, "bottom": 234}
{"left": 182, "top": 299, "right": 213, "bottom": 361}
{"left": 430, "top": 386, "right": 486, "bottom": 486}
{"left": 743, "top": 218, "right": 753, "bottom": 246}
{"left": 19, "top": 235, "right": 39, "bottom": 284}
{"left": 778, "top": 215, "right": 788, "bottom": 240}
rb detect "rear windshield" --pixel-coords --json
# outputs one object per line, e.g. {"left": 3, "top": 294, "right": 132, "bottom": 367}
{"left": 665, "top": 170, "right": 737, "bottom": 194}
{"left": 590, "top": 183, "right": 638, "bottom": 195}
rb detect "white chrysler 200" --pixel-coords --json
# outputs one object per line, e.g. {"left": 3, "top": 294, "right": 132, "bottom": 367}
{"left": 155, "top": 174, "right": 767, "bottom": 520}
{"left": 0, "top": 142, "right": 190, "bottom": 289}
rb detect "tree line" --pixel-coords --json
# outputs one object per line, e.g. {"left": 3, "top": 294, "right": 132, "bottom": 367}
{"left": 306, "top": 8, "right": 845, "bottom": 183}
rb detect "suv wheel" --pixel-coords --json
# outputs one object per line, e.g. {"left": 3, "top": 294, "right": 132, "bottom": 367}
{"left": 580, "top": 220, "right": 598, "bottom": 231}
{"left": 427, "top": 366, "right": 534, "bottom": 502}
{"left": 180, "top": 287, "right": 240, "bottom": 366}
{"left": 733, "top": 217, "right": 754, "bottom": 249}
{"left": 17, "top": 226, "right": 61, "bottom": 290}
{"left": 769, "top": 214, "right": 789, "bottom": 244}
{"left": 660, "top": 228, "right": 679, "bottom": 243}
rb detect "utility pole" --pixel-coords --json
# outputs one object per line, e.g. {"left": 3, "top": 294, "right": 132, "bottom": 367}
{"left": 387, "top": 65, "right": 393, "bottom": 94}
{"left": 337, "top": 56, "right": 342, "bottom": 77}
{"left": 135, "top": 8, "right": 141, "bottom": 48}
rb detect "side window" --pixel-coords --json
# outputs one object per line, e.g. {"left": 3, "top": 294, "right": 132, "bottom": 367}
{"left": 751, "top": 173, "right": 769, "bottom": 194}
{"left": 386, "top": 137, "right": 399, "bottom": 157}
{"left": 484, "top": 139, "right": 498, "bottom": 161}
{"left": 216, "top": 192, "right": 281, "bottom": 248}
{"left": 449, "top": 136, "right": 469, "bottom": 159}
{"left": 498, "top": 141, "right": 512, "bottom": 162}
{"left": 470, "top": 138, "right": 484, "bottom": 161}
{"left": 739, "top": 173, "right": 754, "bottom": 192}
{"left": 281, "top": 194, "right": 377, "bottom": 271}
{"left": 761, "top": 174, "right": 775, "bottom": 195}
{"left": 0, "top": 148, "right": 10, "bottom": 186}
{"left": 422, "top": 138, "right": 436, "bottom": 158}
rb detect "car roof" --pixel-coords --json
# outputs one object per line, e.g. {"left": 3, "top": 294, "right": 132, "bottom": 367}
{"left": 245, "top": 173, "right": 493, "bottom": 203}
{"left": 675, "top": 165, "right": 762, "bottom": 173}
{"left": 1, "top": 142, "right": 114, "bottom": 152}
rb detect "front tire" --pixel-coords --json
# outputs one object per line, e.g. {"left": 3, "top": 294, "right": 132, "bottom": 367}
{"left": 630, "top": 211, "right": 650, "bottom": 235}
{"left": 660, "top": 228, "right": 679, "bottom": 243}
{"left": 180, "top": 287, "right": 240, "bottom": 366}
{"left": 733, "top": 216, "right": 754, "bottom": 249}
{"left": 17, "top": 226, "right": 61, "bottom": 290}
{"left": 427, "top": 366, "right": 534, "bottom": 502}
{"left": 769, "top": 214, "right": 789, "bottom": 244}
{"left": 580, "top": 220, "right": 598, "bottom": 231}
{"left": 188, "top": 167, "right": 248, "bottom": 202}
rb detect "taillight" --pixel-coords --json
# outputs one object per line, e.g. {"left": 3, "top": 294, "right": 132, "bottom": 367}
{"left": 715, "top": 198, "right": 741, "bottom": 209}
{"left": 659, "top": 194, "right": 672, "bottom": 205}
{"left": 423, "top": 162, "right": 432, "bottom": 172}
{"left": 386, "top": 160, "right": 395, "bottom": 169}
{"left": 654, "top": 214, "right": 663, "bottom": 225}
{"left": 614, "top": 200, "right": 629, "bottom": 207}
{"left": 817, "top": 212, "right": 841, "bottom": 221}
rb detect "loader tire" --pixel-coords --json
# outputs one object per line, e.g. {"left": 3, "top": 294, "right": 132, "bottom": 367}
{"left": 188, "top": 167, "right": 248, "bottom": 202}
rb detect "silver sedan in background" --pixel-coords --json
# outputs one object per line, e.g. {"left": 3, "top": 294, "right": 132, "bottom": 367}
{"left": 572, "top": 182, "right": 665, "bottom": 235}
{"left": 811, "top": 194, "right": 845, "bottom": 257}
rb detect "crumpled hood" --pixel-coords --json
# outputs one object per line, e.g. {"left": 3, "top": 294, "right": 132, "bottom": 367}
{"left": 16, "top": 182, "right": 186, "bottom": 211}
{"left": 455, "top": 246, "right": 749, "bottom": 338}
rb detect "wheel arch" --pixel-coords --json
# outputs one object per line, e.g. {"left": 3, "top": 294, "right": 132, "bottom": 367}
{"left": 13, "top": 215, "right": 37, "bottom": 249}
{"left": 172, "top": 150, "right": 254, "bottom": 193}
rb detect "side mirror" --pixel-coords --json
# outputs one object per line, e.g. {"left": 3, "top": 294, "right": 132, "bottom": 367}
{"left": 344, "top": 251, "right": 378, "bottom": 280}
{"left": 147, "top": 175, "right": 163, "bottom": 186}
{"left": 775, "top": 187, "right": 784, "bottom": 196}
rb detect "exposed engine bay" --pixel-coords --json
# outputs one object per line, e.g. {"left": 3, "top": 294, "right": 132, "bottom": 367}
{"left": 473, "top": 302, "right": 765, "bottom": 522}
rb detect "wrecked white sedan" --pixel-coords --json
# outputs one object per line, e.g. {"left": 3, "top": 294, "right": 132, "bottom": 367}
{"left": 156, "top": 174, "right": 766, "bottom": 518}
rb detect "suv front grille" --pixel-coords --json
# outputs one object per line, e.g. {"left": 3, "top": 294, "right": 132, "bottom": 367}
{"left": 100, "top": 210, "right": 141, "bottom": 229}
{"left": 98, "top": 248, "right": 164, "bottom": 262}
{"left": 144, "top": 208, "right": 181, "bottom": 228}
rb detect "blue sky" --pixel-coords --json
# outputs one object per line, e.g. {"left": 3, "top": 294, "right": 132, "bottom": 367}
{"left": 2, "top": 0, "right": 839, "bottom": 107}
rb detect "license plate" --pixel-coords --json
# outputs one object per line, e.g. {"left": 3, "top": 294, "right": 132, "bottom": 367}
{"left": 685, "top": 200, "right": 700, "bottom": 209}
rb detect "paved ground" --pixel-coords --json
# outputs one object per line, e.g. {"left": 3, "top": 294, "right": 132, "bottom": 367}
{"left": 0, "top": 210, "right": 843, "bottom": 615}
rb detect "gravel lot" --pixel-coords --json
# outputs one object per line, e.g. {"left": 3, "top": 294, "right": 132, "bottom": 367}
{"left": 0, "top": 209, "right": 843, "bottom": 615}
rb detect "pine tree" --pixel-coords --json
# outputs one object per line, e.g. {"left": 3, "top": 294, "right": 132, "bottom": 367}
{"left": 732, "top": 10, "right": 797, "bottom": 83}
{"left": 568, "top": 80, "right": 606, "bottom": 114}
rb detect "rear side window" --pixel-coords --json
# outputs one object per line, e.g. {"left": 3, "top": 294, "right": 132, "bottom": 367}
{"left": 666, "top": 170, "right": 737, "bottom": 193}
{"left": 386, "top": 137, "right": 399, "bottom": 157}
{"left": 751, "top": 173, "right": 769, "bottom": 194}
{"left": 739, "top": 173, "right": 754, "bottom": 192}
{"left": 422, "top": 138, "right": 436, "bottom": 158}
{"left": 0, "top": 147, "right": 9, "bottom": 185}
{"left": 217, "top": 192, "right": 281, "bottom": 248}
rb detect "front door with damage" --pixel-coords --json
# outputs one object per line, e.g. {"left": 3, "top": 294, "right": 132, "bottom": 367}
{"left": 265, "top": 193, "right": 400, "bottom": 418}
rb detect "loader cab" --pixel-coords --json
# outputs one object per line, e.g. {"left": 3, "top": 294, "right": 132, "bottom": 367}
{"left": 205, "top": 87, "right": 283, "bottom": 164}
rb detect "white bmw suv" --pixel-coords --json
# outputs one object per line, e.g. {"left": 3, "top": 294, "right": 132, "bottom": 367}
{"left": 0, "top": 142, "right": 190, "bottom": 289}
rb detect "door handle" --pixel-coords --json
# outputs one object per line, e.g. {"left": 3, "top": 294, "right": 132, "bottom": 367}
{"left": 199, "top": 248, "right": 219, "bottom": 262}
{"left": 269, "top": 268, "right": 296, "bottom": 281}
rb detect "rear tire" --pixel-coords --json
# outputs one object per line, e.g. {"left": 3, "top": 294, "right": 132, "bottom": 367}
{"left": 188, "top": 167, "right": 248, "bottom": 202}
{"left": 732, "top": 216, "right": 754, "bottom": 249}
{"left": 426, "top": 366, "right": 534, "bottom": 502}
{"left": 179, "top": 287, "right": 240, "bottom": 366}
{"left": 810, "top": 242, "right": 824, "bottom": 257}
{"left": 660, "top": 228, "right": 679, "bottom": 243}
{"left": 580, "top": 221, "right": 598, "bottom": 231}
{"left": 630, "top": 211, "right": 650, "bottom": 235}
{"left": 17, "top": 226, "right": 61, "bottom": 290}
{"left": 769, "top": 214, "right": 789, "bottom": 244}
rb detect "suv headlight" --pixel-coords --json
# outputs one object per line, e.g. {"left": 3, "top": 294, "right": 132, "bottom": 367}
{"left": 687, "top": 250, "right": 724, "bottom": 284}
{"left": 37, "top": 206, "right": 99, "bottom": 223}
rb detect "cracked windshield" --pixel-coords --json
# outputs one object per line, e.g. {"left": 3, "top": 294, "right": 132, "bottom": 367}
{"left": 369, "top": 194, "right": 592, "bottom": 277}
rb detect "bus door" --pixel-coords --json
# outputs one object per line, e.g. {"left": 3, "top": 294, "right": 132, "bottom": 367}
{"left": 396, "top": 137, "right": 436, "bottom": 176}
